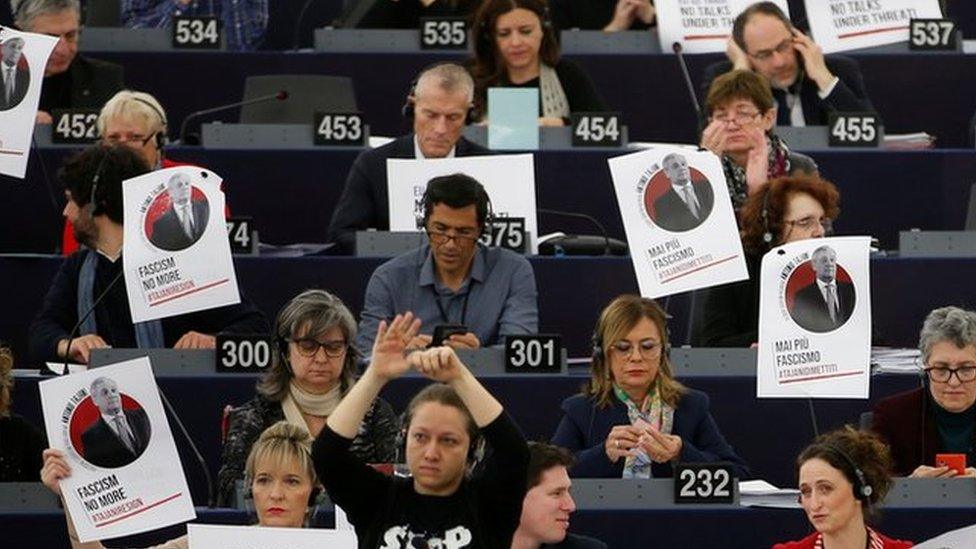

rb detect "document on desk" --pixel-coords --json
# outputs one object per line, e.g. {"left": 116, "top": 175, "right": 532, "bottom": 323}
{"left": 0, "top": 26, "right": 57, "bottom": 178}
{"left": 608, "top": 145, "right": 747, "bottom": 298}
{"left": 122, "top": 166, "right": 241, "bottom": 322}
{"left": 757, "top": 236, "right": 872, "bottom": 398}
{"left": 39, "top": 358, "right": 195, "bottom": 542}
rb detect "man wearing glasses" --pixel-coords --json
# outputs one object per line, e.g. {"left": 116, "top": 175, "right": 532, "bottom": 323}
{"left": 11, "top": 0, "right": 124, "bottom": 124}
{"left": 356, "top": 173, "right": 538, "bottom": 355}
{"left": 872, "top": 306, "right": 976, "bottom": 478}
{"left": 700, "top": 1, "right": 871, "bottom": 127}
{"left": 328, "top": 63, "right": 488, "bottom": 254}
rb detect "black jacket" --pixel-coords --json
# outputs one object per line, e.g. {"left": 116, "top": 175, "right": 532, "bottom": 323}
{"left": 326, "top": 134, "right": 489, "bottom": 254}
{"left": 652, "top": 180, "right": 714, "bottom": 233}
{"left": 701, "top": 56, "right": 872, "bottom": 126}
{"left": 80, "top": 408, "right": 151, "bottom": 468}
{"left": 790, "top": 279, "right": 856, "bottom": 333}
{"left": 39, "top": 55, "right": 125, "bottom": 113}
{"left": 150, "top": 200, "right": 211, "bottom": 252}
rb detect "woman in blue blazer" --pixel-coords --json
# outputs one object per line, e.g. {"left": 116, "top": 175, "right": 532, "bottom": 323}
{"left": 551, "top": 295, "right": 749, "bottom": 479}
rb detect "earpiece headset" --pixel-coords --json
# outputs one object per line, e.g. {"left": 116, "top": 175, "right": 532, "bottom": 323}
{"left": 87, "top": 147, "right": 112, "bottom": 217}
{"left": 821, "top": 443, "right": 873, "bottom": 502}
{"left": 590, "top": 300, "right": 673, "bottom": 369}
{"left": 394, "top": 409, "right": 486, "bottom": 472}
{"left": 130, "top": 96, "right": 169, "bottom": 149}
{"left": 760, "top": 185, "right": 774, "bottom": 246}
{"left": 402, "top": 62, "right": 476, "bottom": 126}
{"left": 420, "top": 177, "right": 495, "bottom": 237}
{"left": 242, "top": 478, "right": 323, "bottom": 509}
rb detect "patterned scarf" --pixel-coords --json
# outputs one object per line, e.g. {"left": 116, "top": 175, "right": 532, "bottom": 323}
{"left": 812, "top": 527, "right": 884, "bottom": 549}
{"left": 615, "top": 382, "right": 674, "bottom": 479}
{"left": 722, "top": 132, "right": 792, "bottom": 210}
{"left": 539, "top": 63, "right": 570, "bottom": 120}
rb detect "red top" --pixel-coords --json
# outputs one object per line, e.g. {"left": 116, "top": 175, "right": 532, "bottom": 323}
{"left": 773, "top": 529, "right": 913, "bottom": 549}
{"left": 61, "top": 158, "right": 228, "bottom": 254}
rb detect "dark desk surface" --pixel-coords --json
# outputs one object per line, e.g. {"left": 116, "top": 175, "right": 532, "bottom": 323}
{"left": 4, "top": 503, "right": 973, "bottom": 548}
{"left": 3, "top": 147, "right": 974, "bottom": 253}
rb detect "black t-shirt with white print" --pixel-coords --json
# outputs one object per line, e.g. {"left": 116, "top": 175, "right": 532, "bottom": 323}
{"left": 313, "top": 411, "right": 529, "bottom": 549}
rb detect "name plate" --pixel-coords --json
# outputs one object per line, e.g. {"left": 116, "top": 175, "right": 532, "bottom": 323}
{"left": 674, "top": 463, "right": 736, "bottom": 504}
{"left": 313, "top": 112, "right": 367, "bottom": 146}
{"left": 480, "top": 216, "right": 527, "bottom": 253}
{"left": 827, "top": 112, "right": 880, "bottom": 148}
{"left": 225, "top": 216, "right": 256, "bottom": 255}
{"left": 216, "top": 334, "right": 273, "bottom": 373}
{"left": 52, "top": 109, "right": 100, "bottom": 144}
{"left": 505, "top": 335, "right": 562, "bottom": 374}
{"left": 571, "top": 112, "right": 623, "bottom": 147}
{"left": 420, "top": 17, "right": 468, "bottom": 49}
{"left": 909, "top": 18, "right": 958, "bottom": 51}
{"left": 172, "top": 16, "right": 221, "bottom": 49}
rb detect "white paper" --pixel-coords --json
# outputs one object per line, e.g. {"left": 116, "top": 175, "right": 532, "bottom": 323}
{"left": 656, "top": 0, "right": 790, "bottom": 54}
{"left": 757, "top": 236, "right": 872, "bottom": 398}
{"left": 387, "top": 154, "right": 539, "bottom": 252}
{"left": 607, "top": 146, "right": 748, "bottom": 298}
{"left": 38, "top": 358, "right": 195, "bottom": 542}
{"left": 913, "top": 522, "right": 976, "bottom": 549}
{"left": 806, "top": 0, "right": 943, "bottom": 53}
{"left": 122, "top": 166, "right": 240, "bottom": 323}
{"left": 45, "top": 361, "right": 87, "bottom": 375}
{"left": 0, "top": 26, "right": 57, "bottom": 178}
{"left": 187, "top": 524, "right": 357, "bottom": 548}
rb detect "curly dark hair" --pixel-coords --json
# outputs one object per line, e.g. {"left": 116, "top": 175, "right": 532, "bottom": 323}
{"left": 58, "top": 144, "right": 150, "bottom": 224}
{"left": 469, "top": 0, "right": 560, "bottom": 119}
{"left": 797, "top": 426, "right": 894, "bottom": 519}
{"left": 739, "top": 175, "right": 840, "bottom": 254}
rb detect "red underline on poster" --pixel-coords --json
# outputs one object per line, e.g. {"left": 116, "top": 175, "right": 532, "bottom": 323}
{"left": 780, "top": 370, "right": 862, "bottom": 384}
{"left": 149, "top": 278, "right": 230, "bottom": 307}
{"left": 660, "top": 255, "right": 739, "bottom": 284}
{"left": 0, "top": 149, "right": 25, "bottom": 156}
{"left": 684, "top": 34, "right": 730, "bottom": 40}
{"left": 839, "top": 25, "right": 907, "bottom": 39}
{"left": 94, "top": 492, "right": 183, "bottom": 527}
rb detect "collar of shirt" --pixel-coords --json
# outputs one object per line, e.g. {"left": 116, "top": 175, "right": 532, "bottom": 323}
{"left": 815, "top": 277, "right": 835, "bottom": 300}
{"left": 419, "top": 243, "right": 487, "bottom": 292}
{"left": 95, "top": 247, "right": 121, "bottom": 263}
{"left": 413, "top": 135, "right": 456, "bottom": 159}
{"left": 100, "top": 411, "right": 128, "bottom": 432}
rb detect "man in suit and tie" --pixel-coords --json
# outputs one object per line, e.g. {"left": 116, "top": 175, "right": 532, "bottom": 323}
{"left": 791, "top": 245, "right": 856, "bottom": 333}
{"left": 0, "top": 36, "right": 29, "bottom": 111}
{"left": 149, "top": 172, "right": 210, "bottom": 251}
{"left": 81, "top": 377, "right": 151, "bottom": 468}
{"left": 652, "top": 153, "right": 714, "bottom": 232}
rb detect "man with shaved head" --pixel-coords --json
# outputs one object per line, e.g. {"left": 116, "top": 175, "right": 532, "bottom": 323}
{"left": 327, "top": 63, "right": 489, "bottom": 254}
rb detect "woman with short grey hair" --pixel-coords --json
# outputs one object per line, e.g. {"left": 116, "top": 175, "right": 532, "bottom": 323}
{"left": 217, "top": 289, "right": 398, "bottom": 505}
{"left": 872, "top": 306, "right": 976, "bottom": 477}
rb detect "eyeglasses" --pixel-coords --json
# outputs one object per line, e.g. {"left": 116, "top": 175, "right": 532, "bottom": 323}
{"left": 925, "top": 364, "right": 976, "bottom": 383}
{"left": 784, "top": 216, "right": 833, "bottom": 233}
{"left": 710, "top": 111, "right": 762, "bottom": 125}
{"left": 610, "top": 340, "right": 662, "bottom": 360}
{"left": 289, "top": 338, "right": 347, "bottom": 358}
{"left": 426, "top": 228, "right": 479, "bottom": 246}
{"left": 749, "top": 37, "right": 793, "bottom": 61}
{"left": 102, "top": 133, "right": 153, "bottom": 146}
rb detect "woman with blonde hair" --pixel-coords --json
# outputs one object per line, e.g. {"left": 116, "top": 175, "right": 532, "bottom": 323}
{"left": 552, "top": 295, "right": 748, "bottom": 478}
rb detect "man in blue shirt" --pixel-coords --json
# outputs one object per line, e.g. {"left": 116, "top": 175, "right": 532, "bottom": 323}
{"left": 121, "top": 0, "right": 268, "bottom": 51}
{"left": 356, "top": 173, "right": 538, "bottom": 354}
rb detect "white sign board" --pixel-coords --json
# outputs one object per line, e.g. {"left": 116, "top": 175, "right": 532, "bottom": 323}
{"left": 806, "top": 0, "right": 943, "bottom": 53}
{"left": 122, "top": 166, "right": 240, "bottom": 323}
{"left": 188, "top": 524, "right": 357, "bottom": 548}
{"left": 757, "top": 236, "right": 871, "bottom": 398}
{"left": 387, "top": 154, "right": 539, "bottom": 252}
{"left": 39, "top": 358, "right": 195, "bottom": 542}
{"left": 0, "top": 26, "right": 57, "bottom": 178}
{"left": 657, "top": 0, "right": 790, "bottom": 54}
{"left": 608, "top": 146, "right": 747, "bottom": 298}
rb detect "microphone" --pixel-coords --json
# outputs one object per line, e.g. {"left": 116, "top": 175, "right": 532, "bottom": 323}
{"left": 292, "top": 0, "right": 316, "bottom": 50}
{"left": 157, "top": 386, "right": 216, "bottom": 507}
{"left": 672, "top": 42, "right": 705, "bottom": 134}
{"left": 537, "top": 208, "right": 613, "bottom": 256}
{"left": 178, "top": 91, "right": 289, "bottom": 145}
{"left": 59, "top": 268, "right": 125, "bottom": 374}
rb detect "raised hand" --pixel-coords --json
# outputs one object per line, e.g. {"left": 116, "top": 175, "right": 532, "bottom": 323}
{"left": 369, "top": 313, "right": 422, "bottom": 381}
{"left": 700, "top": 119, "right": 730, "bottom": 156}
{"left": 744, "top": 125, "right": 769, "bottom": 196}
{"left": 408, "top": 346, "right": 469, "bottom": 384}
{"left": 791, "top": 29, "right": 833, "bottom": 90}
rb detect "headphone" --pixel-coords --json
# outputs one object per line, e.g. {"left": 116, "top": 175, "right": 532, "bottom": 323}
{"left": 420, "top": 176, "right": 495, "bottom": 237}
{"left": 242, "top": 479, "right": 323, "bottom": 509}
{"left": 760, "top": 185, "right": 774, "bottom": 246}
{"left": 394, "top": 409, "right": 486, "bottom": 473}
{"left": 591, "top": 300, "right": 673, "bottom": 369}
{"left": 402, "top": 62, "right": 476, "bottom": 126}
{"left": 821, "top": 443, "right": 873, "bottom": 502}
{"left": 87, "top": 146, "right": 113, "bottom": 217}
{"left": 130, "top": 96, "right": 169, "bottom": 149}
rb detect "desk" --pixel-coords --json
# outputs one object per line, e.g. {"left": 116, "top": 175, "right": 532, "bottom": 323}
{"left": 3, "top": 504, "right": 973, "bottom": 548}
{"left": 3, "top": 147, "right": 974, "bottom": 252}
